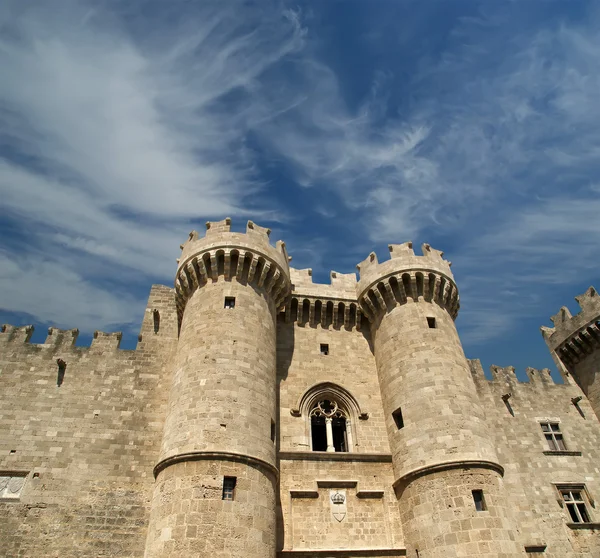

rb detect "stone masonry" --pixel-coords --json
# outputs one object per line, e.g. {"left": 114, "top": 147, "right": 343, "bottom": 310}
{"left": 0, "top": 218, "right": 599, "bottom": 557}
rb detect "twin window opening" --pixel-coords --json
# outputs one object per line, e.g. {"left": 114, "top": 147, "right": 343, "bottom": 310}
{"left": 310, "top": 399, "right": 348, "bottom": 452}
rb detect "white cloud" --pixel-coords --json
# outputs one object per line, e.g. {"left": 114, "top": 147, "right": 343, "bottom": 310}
{"left": 0, "top": 0, "right": 304, "bottom": 329}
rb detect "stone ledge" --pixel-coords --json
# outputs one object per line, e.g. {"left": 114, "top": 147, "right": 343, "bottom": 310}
{"left": 315, "top": 479, "right": 357, "bottom": 489}
{"left": 278, "top": 451, "right": 392, "bottom": 462}
{"left": 524, "top": 543, "right": 547, "bottom": 552}
{"left": 357, "top": 490, "right": 385, "bottom": 499}
{"left": 154, "top": 451, "right": 279, "bottom": 480}
{"left": 290, "top": 490, "right": 319, "bottom": 499}
{"left": 542, "top": 450, "right": 582, "bottom": 456}
{"left": 278, "top": 549, "right": 406, "bottom": 557}
{"left": 393, "top": 460, "right": 505, "bottom": 489}
{"left": 566, "top": 522, "right": 600, "bottom": 530}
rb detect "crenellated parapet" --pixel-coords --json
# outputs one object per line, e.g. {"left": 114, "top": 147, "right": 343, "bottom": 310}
{"left": 175, "top": 218, "right": 292, "bottom": 321}
{"left": 468, "top": 359, "right": 569, "bottom": 388}
{"left": 355, "top": 242, "right": 459, "bottom": 322}
{"left": 0, "top": 324, "right": 125, "bottom": 352}
{"left": 281, "top": 268, "right": 363, "bottom": 329}
{"left": 541, "top": 286, "right": 600, "bottom": 367}
{"left": 0, "top": 324, "right": 34, "bottom": 343}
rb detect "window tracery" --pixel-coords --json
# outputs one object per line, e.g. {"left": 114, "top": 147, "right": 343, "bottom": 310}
{"left": 310, "top": 399, "right": 349, "bottom": 452}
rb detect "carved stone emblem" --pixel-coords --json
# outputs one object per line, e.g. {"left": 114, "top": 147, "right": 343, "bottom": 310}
{"left": 329, "top": 490, "right": 347, "bottom": 522}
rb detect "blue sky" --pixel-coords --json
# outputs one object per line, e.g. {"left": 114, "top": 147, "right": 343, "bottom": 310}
{"left": 1, "top": 0, "right": 599, "bottom": 378}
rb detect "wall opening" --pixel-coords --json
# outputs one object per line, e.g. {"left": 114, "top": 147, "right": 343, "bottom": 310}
{"left": 320, "top": 343, "right": 329, "bottom": 355}
{"left": 222, "top": 477, "right": 236, "bottom": 501}
{"left": 224, "top": 297, "right": 236, "bottom": 309}
{"left": 472, "top": 489, "right": 486, "bottom": 511}
{"left": 332, "top": 417, "right": 347, "bottom": 452}
{"left": 392, "top": 407, "right": 404, "bottom": 429}
{"left": 427, "top": 317, "right": 436, "bottom": 329}
{"left": 311, "top": 415, "right": 327, "bottom": 451}
{"left": 271, "top": 420, "right": 276, "bottom": 443}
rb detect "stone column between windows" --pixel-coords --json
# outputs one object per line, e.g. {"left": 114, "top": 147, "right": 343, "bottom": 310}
{"left": 346, "top": 419, "right": 354, "bottom": 452}
{"left": 325, "top": 417, "right": 335, "bottom": 452}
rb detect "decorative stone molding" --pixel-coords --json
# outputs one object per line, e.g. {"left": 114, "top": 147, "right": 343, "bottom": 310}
{"left": 175, "top": 219, "right": 291, "bottom": 320}
{"left": 393, "top": 460, "right": 505, "bottom": 490}
{"left": 153, "top": 450, "right": 279, "bottom": 481}
{"left": 281, "top": 295, "right": 363, "bottom": 330}
{"left": 278, "top": 451, "right": 392, "bottom": 462}
{"left": 355, "top": 243, "right": 459, "bottom": 323}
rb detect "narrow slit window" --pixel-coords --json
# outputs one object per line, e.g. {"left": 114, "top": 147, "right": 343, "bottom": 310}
{"left": 320, "top": 343, "right": 329, "bottom": 356}
{"left": 392, "top": 408, "right": 404, "bottom": 430}
{"left": 541, "top": 422, "right": 566, "bottom": 451}
{"left": 427, "top": 317, "right": 436, "bottom": 329}
{"left": 472, "top": 489, "right": 486, "bottom": 511}
{"left": 271, "top": 420, "right": 276, "bottom": 443}
{"left": 222, "top": 476, "right": 236, "bottom": 501}
{"left": 224, "top": 297, "right": 236, "bottom": 309}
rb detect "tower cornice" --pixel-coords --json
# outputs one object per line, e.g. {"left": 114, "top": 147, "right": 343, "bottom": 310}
{"left": 355, "top": 242, "right": 459, "bottom": 323}
{"left": 174, "top": 218, "right": 292, "bottom": 320}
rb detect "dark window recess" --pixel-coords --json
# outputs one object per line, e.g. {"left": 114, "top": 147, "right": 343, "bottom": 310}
{"left": 332, "top": 417, "right": 348, "bottom": 452}
{"left": 222, "top": 476, "right": 236, "bottom": 501}
{"left": 561, "top": 489, "right": 590, "bottom": 523}
{"left": 311, "top": 415, "right": 327, "bottom": 451}
{"left": 541, "top": 422, "right": 566, "bottom": 451}
{"left": 392, "top": 408, "right": 404, "bottom": 429}
{"left": 271, "top": 420, "right": 276, "bottom": 443}
{"left": 472, "top": 489, "right": 486, "bottom": 511}
{"left": 427, "top": 317, "right": 436, "bottom": 329}
{"left": 320, "top": 343, "right": 329, "bottom": 355}
{"left": 224, "top": 297, "right": 236, "bottom": 309}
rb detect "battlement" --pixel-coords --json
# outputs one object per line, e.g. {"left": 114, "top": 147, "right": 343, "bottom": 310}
{"left": 289, "top": 268, "right": 357, "bottom": 299}
{"left": 356, "top": 242, "right": 453, "bottom": 291}
{"left": 468, "top": 359, "right": 571, "bottom": 388}
{"left": 541, "top": 286, "right": 600, "bottom": 367}
{"left": 45, "top": 327, "right": 79, "bottom": 348}
{"left": 175, "top": 218, "right": 292, "bottom": 317}
{"left": 0, "top": 324, "right": 129, "bottom": 352}
{"left": 0, "top": 324, "right": 34, "bottom": 343}
{"left": 355, "top": 243, "right": 458, "bottom": 322}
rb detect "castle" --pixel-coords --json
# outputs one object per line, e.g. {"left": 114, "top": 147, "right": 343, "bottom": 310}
{"left": 1, "top": 218, "right": 599, "bottom": 558}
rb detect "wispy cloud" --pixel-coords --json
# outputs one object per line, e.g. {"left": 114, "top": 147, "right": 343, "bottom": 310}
{"left": 1, "top": 0, "right": 599, "bottom": 365}
{"left": 249, "top": 5, "right": 600, "bottom": 348}
{"left": 0, "top": 0, "right": 303, "bottom": 330}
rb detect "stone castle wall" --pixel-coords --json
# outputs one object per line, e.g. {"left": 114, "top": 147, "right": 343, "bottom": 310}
{"left": 0, "top": 285, "right": 178, "bottom": 558}
{"left": 0, "top": 221, "right": 599, "bottom": 557}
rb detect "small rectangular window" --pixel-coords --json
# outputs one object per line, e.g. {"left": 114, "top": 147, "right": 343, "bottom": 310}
{"left": 472, "top": 489, "right": 486, "bottom": 511}
{"left": 560, "top": 488, "right": 591, "bottom": 523}
{"left": 427, "top": 317, "right": 436, "bottom": 329}
{"left": 224, "top": 297, "right": 235, "bottom": 309}
{"left": 320, "top": 343, "right": 329, "bottom": 355}
{"left": 541, "top": 422, "right": 566, "bottom": 451}
{"left": 392, "top": 408, "right": 404, "bottom": 430}
{"left": 222, "top": 476, "right": 236, "bottom": 501}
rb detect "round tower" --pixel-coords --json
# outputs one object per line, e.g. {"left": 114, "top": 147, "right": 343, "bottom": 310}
{"left": 144, "top": 218, "right": 291, "bottom": 558}
{"left": 356, "top": 243, "right": 522, "bottom": 558}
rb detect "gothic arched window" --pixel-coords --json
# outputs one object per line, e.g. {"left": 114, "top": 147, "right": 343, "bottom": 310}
{"left": 310, "top": 399, "right": 349, "bottom": 452}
